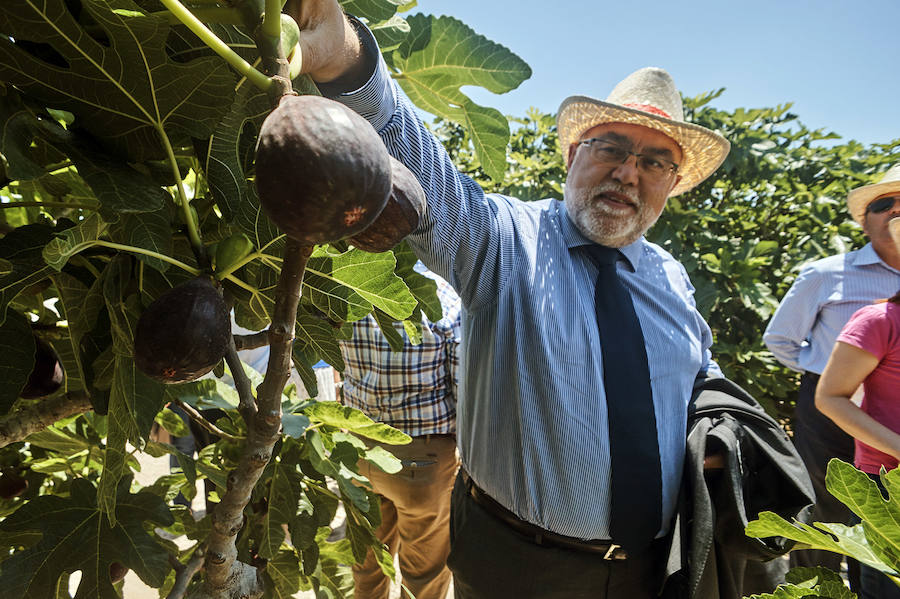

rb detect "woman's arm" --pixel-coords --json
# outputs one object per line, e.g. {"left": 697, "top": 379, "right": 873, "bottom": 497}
{"left": 815, "top": 341, "right": 900, "bottom": 459}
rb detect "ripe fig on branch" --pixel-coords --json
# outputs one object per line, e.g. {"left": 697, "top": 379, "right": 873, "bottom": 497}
{"left": 109, "top": 562, "right": 129, "bottom": 584}
{"left": 20, "top": 336, "right": 65, "bottom": 399}
{"left": 350, "top": 157, "right": 426, "bottom": 253}
{"left": 254, "top": 95, "right": 392, "bottom": 244}
{"left": 134, "top": 277, "right": 231, "bottom": 384}
{"left": 0, "top": 470, "right": 28, "bottom": 499}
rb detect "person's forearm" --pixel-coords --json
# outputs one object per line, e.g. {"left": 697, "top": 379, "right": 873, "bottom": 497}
{"left": 816, "top": 394, "right": 900, "bottom": 459}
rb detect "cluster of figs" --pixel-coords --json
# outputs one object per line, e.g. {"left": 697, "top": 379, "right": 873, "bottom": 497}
{"left": 134, "top": 95, "right": 425, "bottom": 384}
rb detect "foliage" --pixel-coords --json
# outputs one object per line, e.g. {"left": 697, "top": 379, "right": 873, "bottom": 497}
{"left": 746, "top": 459, "right": 900, "bottom": 597}
{"left": 0, "top": 0, "right": 529, "bottom": 596}
{"left": 746, "top": 566, "right": 857, "bottom": 598}
{"left": 433, "top": 96, "right": 900, "bottom": 420}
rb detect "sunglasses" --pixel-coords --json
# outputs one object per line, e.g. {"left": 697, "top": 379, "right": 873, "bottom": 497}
{"left": 866, "top": 195, "right": 900, "bottom": 214}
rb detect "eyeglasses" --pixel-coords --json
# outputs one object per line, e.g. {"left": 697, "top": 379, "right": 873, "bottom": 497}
{"left": 578, "top": 138, "right": 679, "bottom": 180}
{"left": 866, "top": 195, "right": 900, "bottom": 214}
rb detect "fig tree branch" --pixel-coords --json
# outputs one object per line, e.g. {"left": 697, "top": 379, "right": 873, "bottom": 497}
{"left": 0, "top": 391, "right": 92, "bottom": 448}
{"left": 173, "top": 398, "right": 243, "bottom": 442}
{"left": 224, "top": 338, "right": 258, "bottom": 422}
{"left": 166, "top": 547, "right": 207, "bottom": 599}
{"left": 196, "top": 240, "right": 313, "bottom": 598}
{"left": 233, "top": 331, "right": 269, "bottom": 351}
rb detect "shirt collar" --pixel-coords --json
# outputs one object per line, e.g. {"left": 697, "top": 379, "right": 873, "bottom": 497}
{"left": 556, "top": 201, "right": 643, "bottom": 271}
{"left": 851, "top": 242, "right": 892, "bottom": 268}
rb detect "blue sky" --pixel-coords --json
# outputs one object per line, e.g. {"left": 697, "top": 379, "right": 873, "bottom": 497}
{"left": 413, "top": 0, "right": 898, "bottom": 146}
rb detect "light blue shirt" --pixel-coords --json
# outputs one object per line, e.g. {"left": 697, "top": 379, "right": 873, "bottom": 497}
{"left": 764, "top": 243, "right": 900, "bottom": 375}
{"left": 326, "top": 24, "right": 718, "bottom": 540}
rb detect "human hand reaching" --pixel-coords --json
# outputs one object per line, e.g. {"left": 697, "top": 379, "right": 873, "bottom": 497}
{"left": 283, "top": 0, "right": 366, "bottom": 84}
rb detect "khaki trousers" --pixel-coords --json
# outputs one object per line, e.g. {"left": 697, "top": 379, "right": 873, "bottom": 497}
{"left": 354, "top": 434, "right": 460, "bottom": 599}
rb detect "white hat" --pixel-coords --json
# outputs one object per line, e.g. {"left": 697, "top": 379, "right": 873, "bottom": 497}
{"left": 847, "top": 164, "right": 900, "bottom": 225}
{"left": 557, "top": 67, "right": 730, "bottom": 196}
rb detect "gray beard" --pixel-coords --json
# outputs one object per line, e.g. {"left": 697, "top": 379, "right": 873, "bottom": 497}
{"left": 564, "top": 182, "right": 656, "bottom": 247}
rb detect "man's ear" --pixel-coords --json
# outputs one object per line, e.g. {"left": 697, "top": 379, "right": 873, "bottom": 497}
{"left": 668, "top": 174, "right": 683, "bottom": 195}
{"left": 566, "top": 143, "right": 578, "bottom": 169}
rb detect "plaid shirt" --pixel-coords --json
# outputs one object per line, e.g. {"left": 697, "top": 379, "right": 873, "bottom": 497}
{"left": 339, "top": 264, "right": 461, "bottom": 436}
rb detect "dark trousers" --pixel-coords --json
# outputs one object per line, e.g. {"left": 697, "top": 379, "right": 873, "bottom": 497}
{"left": 790, "top": 373, "right": 860, "bottom": 588}
{"left": 447, "top": 472, "right": 666, "bottom": 599}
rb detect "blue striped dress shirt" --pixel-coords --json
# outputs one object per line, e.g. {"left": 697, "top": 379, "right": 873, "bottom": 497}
{"left": 340, "top": 264, "right": 462, "bottom": 436}
{"left": 764, "top": 243, "right": 900, "bottom": 375}
{"left": 325, "top": 22, "right": 719, "bottom": 540}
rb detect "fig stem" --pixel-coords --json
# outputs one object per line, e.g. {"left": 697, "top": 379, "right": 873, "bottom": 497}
{"left": 150, "top": 7, "right": 244, "bottom": 25}
{"left": 159, "top": 0, "right": 273, "bottom": 92}
{"left": 173, "top": 398, "right": 244, "bottom": 442}
{"left": 223, "top": 335, "right": 258, "bottom": 422}
{"left": 261, "top": 0, "right": 282, "bottom": 39}
{"left": 154, "top": 123, "right": 208, "bottom": 269}
{"left": 233, "top": 331, "right": 269, "bottom": 351}
{"left": 214, "top": 250, "right": 262, "bottom": 280}
{"left": 0, "top": 201, "right": 98, "bottom": 210}
{"left": 166, "top": 546, "right": 206, "bottom": 599}
{"left": 92, "top": 241, "right": 202, "bottom": 275}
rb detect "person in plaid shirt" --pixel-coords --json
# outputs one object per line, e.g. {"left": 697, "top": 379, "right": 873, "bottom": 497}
{"left": 339, "top": 261, "right": 462, "bottom": 599}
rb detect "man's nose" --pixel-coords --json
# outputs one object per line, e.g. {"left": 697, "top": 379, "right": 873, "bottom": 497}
{"left": 610, "top": 155, "right": 640, "bottom": 186}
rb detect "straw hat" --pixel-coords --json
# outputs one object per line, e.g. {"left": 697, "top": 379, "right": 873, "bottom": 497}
{"left": 557, "top": 67, "right": 730, "bottom": 197}
{"left": 846, "top": 164, "right": 900, "bottom": 225}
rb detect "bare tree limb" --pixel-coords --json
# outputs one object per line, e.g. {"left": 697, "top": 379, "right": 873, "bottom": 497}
{"left": 0, "top": 391, "right": 92, "bottom": 448}
{"left": 233, "top": 331, "right": 269, "bottom": 351}
{"left": 173, "top": 398, "right": 243, "bottom": 442}
{"left": 224, "top": 337, "right": 258, "bottom": 423}
{"left": 166, "top": 547, "right": 207, "bottom": 599}
{"left": 194, "top": 240, "right": 313, "bottom": 598}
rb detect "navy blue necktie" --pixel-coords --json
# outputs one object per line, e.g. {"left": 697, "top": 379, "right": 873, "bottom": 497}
{"left": 585, "top": 245, "right": 662, "bottom": 553}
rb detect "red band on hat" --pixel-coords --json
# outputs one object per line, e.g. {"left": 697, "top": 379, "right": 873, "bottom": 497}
{"left": 623, "top": 103, "right": 671, "bottom": 119}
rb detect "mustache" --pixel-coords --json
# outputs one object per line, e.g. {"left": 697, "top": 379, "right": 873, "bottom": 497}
{"left": 591, "top": 182, "right": 639, "bottom": 204}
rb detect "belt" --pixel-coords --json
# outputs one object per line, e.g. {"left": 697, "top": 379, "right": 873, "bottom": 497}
{"left": 460, "top": 469, "right": 628, "bottom": 559}
{"left": 416, "top": 433, "right": 455, "bottom": 441}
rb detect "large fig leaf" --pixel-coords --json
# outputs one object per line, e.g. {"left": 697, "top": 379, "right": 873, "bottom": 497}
{"left": 201, "top": 84, "right": 280, "bottom": 246}
{"left": 0, "top": 91, "right": 50, "bottom": 181}
{"left": 0, "top": 309, "right": 36, "bottom": 415}
{"left": 264, "top": 549, "right": 303, "bottom": 599}
{"left": 0, "top": 0, "right": 235, "bottom": 162}
{"left": 0, "top": 224, "right": 55, "bottom": 325}
{"left": 108, "top": 209, "right": 174, "bottom": 273}
{"left": 0, "top": 477, "right": 174, "bottom": 599}
{"left": 43, "top": 213, "right": 109, "bottom": 271}
{"left": 259, "top": 458, "right": 304, "bottom": 559}
{"left": 303, "top": 247, "right": 417, "bottom": 323}
{"left": 304, "top": 401, "right": 411, "bottom": 445}
{"left": 340, "top": 0, "right": 405, "bottom": 22}
{"left": 98, "top": 262, "right": 165, "bottom": 522}
{"left": 389, "top": 15, "right": 531, "bottom": 180}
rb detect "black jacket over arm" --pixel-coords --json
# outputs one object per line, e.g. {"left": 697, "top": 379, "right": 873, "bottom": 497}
{"left": 662, "top": 377, "right": 815, "bottom": 599}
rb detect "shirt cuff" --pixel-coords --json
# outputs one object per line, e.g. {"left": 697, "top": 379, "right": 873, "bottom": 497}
{"left": 315, "top": 15, "right": 397, "bottom": 132}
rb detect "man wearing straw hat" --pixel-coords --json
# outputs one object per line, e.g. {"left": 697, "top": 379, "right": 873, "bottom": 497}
{"left": 764, "top": 164, "right": 900, "bottom": 582}
{"left": 288, "top": 2, "right": 731, "bottom": 596}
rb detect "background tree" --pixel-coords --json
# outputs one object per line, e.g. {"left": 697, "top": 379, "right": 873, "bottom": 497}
{"left": 432, "top": 95, "right": 900, "bottom": 420}
{"left": 0, "top": 0, "right": 529, "bottom": 597}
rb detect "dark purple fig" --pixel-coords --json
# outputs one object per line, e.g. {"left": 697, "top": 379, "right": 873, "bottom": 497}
{"left": 20, "top": 337, "right": 65, "bottom": 399}
{"left": 109, "top": 562, "right": 129, "bottom": 584}
{"left": 0, "top": 471, "right": 28, "bottom": 499}
{"left": 254, "top": 95, "right": 392, "bottom": 245}
{"left": 134, "top": 277, "right": 230, "bottom": 384}
{"left": 350, "top": 157, "right": 426, "bottom": 253}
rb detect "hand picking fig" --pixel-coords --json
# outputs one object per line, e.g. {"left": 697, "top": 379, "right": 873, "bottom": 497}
{"left": 254, "top": 95, "right": 392, "bottom": 245}
{"left": 20, "top": 336, "right": 65, "bottom": 399}
{"left": 134, "top": 277, "right": 230, "bottom": 384}
{"left": 350, "top": 157, "right": 426, "bottom": 253}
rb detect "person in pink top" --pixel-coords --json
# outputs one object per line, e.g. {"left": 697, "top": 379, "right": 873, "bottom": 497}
{"left": 816, "top": 285, "right": 900, "bottom": 599}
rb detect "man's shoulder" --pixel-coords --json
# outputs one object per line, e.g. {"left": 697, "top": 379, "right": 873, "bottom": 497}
{"left": 800, "top": 245, "right": 873, "bottom": 275}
